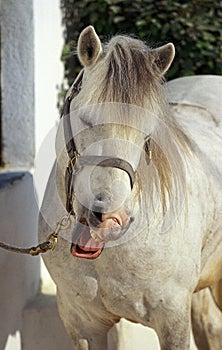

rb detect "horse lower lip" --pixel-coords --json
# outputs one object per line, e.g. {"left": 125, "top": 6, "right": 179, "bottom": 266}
{"left": 71, "top": 217, "right": 104, "bottom": 259}
{"left": 71, "top": 243, "right": 104, "bottom": 259}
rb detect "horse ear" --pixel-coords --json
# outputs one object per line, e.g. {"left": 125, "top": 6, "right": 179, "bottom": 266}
{"left": 77, "top": 26, "right": 103, "bottom": 67}
{"left": 151, "top": 43, "right": 175, "bottom": 76}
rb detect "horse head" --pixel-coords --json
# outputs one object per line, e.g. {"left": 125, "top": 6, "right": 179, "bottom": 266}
{"left": 59, "top": 26, "right": 176, "bottom": 259}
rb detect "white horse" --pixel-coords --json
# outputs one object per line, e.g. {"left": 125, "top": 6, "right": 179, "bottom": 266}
{"left": 39, "top": 26, "right": 222, "bottom": 349}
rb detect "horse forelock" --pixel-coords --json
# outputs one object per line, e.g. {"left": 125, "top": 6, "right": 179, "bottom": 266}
{"left": 75, "top": 35, "right": 165, "bottom": 109}
{"left": 101, "top": 35, "right": 160, "bottom": 106}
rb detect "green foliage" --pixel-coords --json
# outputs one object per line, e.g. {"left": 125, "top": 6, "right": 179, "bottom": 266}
{"left": 60, "top": 0, "right": 222, "bottom": 86}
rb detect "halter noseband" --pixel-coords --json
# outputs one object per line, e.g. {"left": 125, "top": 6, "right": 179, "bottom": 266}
{"left": 61, "top": 70, "right": 152, "bottom": 214}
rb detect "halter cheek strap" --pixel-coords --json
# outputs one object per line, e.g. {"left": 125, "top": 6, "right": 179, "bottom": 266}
{"left": 62, "top": 69, "right": 84, "bottom": 161}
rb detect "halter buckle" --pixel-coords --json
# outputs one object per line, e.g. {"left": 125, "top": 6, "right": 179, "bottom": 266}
{"left": 69, "top": 152, "right": 80, "bottom": 173}
{"left": 144, "top": 136, "right": 152, "bottom": 164}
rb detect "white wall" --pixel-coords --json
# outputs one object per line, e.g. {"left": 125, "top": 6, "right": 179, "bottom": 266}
{"left": 33, "top": 0, "right": 64, "bottom": 294}
{"left": 34, "top": 0, "right": 64, "bottom": 154}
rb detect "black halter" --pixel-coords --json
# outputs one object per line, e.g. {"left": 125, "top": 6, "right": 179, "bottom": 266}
{"left": 61, "top": 70, "right": 152, "bottom": 214}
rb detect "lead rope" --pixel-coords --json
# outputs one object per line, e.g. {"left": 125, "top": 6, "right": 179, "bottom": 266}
{"left": 0, "top": 213, "right": 71, "bottom": 256}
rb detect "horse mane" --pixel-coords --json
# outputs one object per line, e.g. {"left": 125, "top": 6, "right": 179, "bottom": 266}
{"left": 74, "top": 34, "right": 193, "bottom": 215}
{"left": 76, "top": 35, "right": 166, "bottom": 109}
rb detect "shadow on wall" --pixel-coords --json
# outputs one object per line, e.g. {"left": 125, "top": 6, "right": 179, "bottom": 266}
{"left": 0, "top": 172, "right": 40, "bottom": 350}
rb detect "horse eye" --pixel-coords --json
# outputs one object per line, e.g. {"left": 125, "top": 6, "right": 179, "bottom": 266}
{"left": 80, "top": 114, "right": 93, "bottom": 127}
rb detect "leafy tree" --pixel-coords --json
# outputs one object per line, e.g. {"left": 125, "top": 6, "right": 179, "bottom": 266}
{"left": 60, "top": 0, "right": 222, "bottom": 91}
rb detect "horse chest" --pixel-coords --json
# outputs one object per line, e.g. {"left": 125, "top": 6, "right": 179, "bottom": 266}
{"left": 95, "top": 266, "right": 173, "bottom": 326}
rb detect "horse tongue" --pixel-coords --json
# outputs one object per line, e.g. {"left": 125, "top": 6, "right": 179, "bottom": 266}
{"left": 78, "top": 228, "right": 102, "bottom": 251}
{"left": 71, "top": 221, "right": 104, "bottom": 259}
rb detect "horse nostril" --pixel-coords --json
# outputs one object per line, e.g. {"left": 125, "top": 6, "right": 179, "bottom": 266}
{"left": 93, "top": 192, "right": 111, "bottom": 210}
{"left": 95, "top": 191, "right": 111, "bottom": 203}
{"left": 92, "top": 201, "right": 107, "bottom": 215}
{"left": 90, "top": 191, "right": 112, "bottom": 222}
{"left": 96, "top": 194, "right": 103, "bottom": 202}
{"left": 92, "top": 197, "right": 110, "bottom": 220}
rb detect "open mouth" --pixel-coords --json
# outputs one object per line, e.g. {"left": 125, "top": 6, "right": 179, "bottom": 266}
{"left": 71, "top": 218, "right": 105, "bottom": 259}
{"left": 71, "top": 208, "right": 131, "bottom": 259}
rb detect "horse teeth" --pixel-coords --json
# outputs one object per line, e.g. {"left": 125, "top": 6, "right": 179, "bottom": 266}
{"left": 112, "top": 217, "right": 118, "bottom": 223}
{"left": 90, "top": 230, "right": 96, "bottom": 239}
{"left": 90, "top": 230, "right": 100, "bottom": 242}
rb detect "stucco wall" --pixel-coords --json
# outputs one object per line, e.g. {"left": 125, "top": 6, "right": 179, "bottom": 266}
{"left": 1, "top": 0, "right": 35, "bottom": 168}
{"left": 0, "top": 1, "right": 40, "bottom": 349}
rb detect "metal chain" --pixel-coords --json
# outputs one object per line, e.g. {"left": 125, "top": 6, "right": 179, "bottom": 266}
{"left": 0, "top": 213, "right": 71, "bottom": 256}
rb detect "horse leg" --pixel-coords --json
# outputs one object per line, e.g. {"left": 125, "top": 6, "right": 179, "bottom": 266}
{"left": 60, "top": 317, "right": 113, "bottom": 350}
{"left": 153, "top": 290, "right": 192, "bottom": 350}
{"left": 191, "top": 287, "right": 222, "bottom": 350}
{"left": 64, "top": 315, "right": 116, "bottom": 350}
{"left": 211, "top": 278, "right": 222, "bottom": 311}
{"left": 78, "top": 322, "right": 123, "bottom": 350}
{"left": 73, "top": 330, "right": 110, "bottom": 350}
{"left": 57, "top": 290, "right": 118, "bottom": 350}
